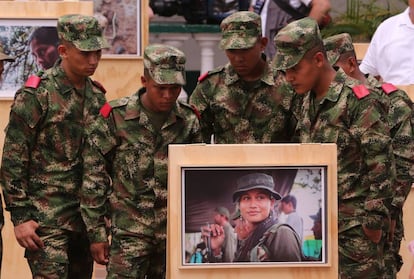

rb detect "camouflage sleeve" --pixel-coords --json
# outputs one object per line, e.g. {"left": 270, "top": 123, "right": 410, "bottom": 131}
{"left": 0, "top": 89, "right": 43, "bottom": 226}
{"left": 81, "top": 113, "right": 117, "bottom": 243}
{"left": 189, "top": 81, "right": 214, "bottom": 144}
{"left": 388, "top": 92, "right": 414, "bottom": 214}
{"left": 351, "top": 96, "right": 394, "bottom": 230}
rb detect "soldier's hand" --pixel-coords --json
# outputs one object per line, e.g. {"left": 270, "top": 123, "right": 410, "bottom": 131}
{"left": 90, "top": 242, "right": 109, "bottom": 265}
{"left": 362, "top": 225, "right": 382, "bottom": 244}
{"left": 14, "top": 220, "right": 44, "bottom": 251}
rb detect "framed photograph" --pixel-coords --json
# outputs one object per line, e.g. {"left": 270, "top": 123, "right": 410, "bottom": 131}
{"left": 94, "top": 0, "right": 143, "bottom": 56}
{"left": 168, "top": 144, "right": 338, "bottom": 279}
{"left": 0, "top": 19, "right": 57, "bottom": 99}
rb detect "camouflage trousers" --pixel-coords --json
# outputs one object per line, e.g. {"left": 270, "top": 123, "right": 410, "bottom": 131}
{"left": 383, "top": 211, "right": 404, "bottom": 279}
{"left": 338, "top": 224, "right": 385, "bottom": 279}
{"left": 25, "top": 227, "right": 93, "bottom": 279}
{"left": 107, "top": 228, "right": 166, "bottom": 279}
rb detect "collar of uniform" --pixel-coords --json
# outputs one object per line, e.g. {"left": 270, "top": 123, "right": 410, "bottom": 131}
{"left": 123, "top": 89, "right": 142, "bottom": 120}
{"left": 123, "top": 88, "right": 181, "bottom": 123}
{"left": 224, "top": 60, "right": 274, "bottom": 86}
{"left": 320, "top": 68, "right": 348, "bottom": 104}
{"left": 50, "top": 59, "right": 81, "bottom": 95}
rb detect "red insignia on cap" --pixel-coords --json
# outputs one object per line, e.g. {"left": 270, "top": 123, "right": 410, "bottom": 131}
{"left": 381, "top": 83, "right": 398, "bottom": 95}
{"left": 352, "top": 84, "right": 370, "bottom": 99}
{"left": 100, "top": 102, "right": 112, "bottom": 118}
{"left": 25, "top": 75, "right": 41, "bottom": 88}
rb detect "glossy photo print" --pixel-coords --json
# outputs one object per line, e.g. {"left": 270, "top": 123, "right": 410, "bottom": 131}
{"left": 182, "top": 166, "right": 327, "bottom": 266}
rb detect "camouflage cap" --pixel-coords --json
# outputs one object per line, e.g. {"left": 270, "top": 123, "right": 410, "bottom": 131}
{"left": 0, "top": 45, "right": 14, "bottom": 62}
{"left": 232, "top": 173, "right": 281, "bottom": 203}
{"left": 274, "top": 17, "right": 321, "bottom": 70}
{"left": 219, "top": 11, "right": 261, "bottom": 50}
{"left": 57, "top": 14, "right": 109, "bottom": 51}
{"left": 144, "top": 44, "right": 186, "bottom": 85}
{"left": 323, "top": 33, "right": 354, "bottom": 65}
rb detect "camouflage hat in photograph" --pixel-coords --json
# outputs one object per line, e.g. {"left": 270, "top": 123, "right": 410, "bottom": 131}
{"left": 219, "top": 11, "right": 262, "bottom": 50}
{"left": 57, "top": 14, "right": 109, "bottom": 51}
{"left": 274, "top": 17, "right": 321, "bottom": 71}
{"left": 144, "top": 44, "right": 186, "bottom": 85}
{"left": 323, "top": 33, "right": 355, "bottom": 65}
{"left": 0, "top": 45, "right": 14, "bottom": 62}
{"left": 232, "top": 173, "right": 281, "bottom": 203}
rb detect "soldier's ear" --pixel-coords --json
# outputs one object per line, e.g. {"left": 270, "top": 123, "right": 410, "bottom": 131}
{"left": 259, "top": 36, "right": 268, "bottom": 50}
{"left": 57, "top": 44, "right": 67, "bottom": 58}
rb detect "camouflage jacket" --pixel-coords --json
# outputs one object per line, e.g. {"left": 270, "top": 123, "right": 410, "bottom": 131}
{"left": 366, "top": 75, "right": 414, "bottom": 214}
{"left": 81, "top": 88, "right": 202, "bottom": 243}
{"left": 189, "top": 60, "right": 298, "bottom": 143}
{"left": 0, "top": 60, "right": 107, "bottom": 231}
{"left": 295, "top": 69, "right": 394, "bottom": 231}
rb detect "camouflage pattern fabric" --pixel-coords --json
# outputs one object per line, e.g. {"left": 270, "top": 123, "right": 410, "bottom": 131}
{"left": 273, "top": 17, "right": 320, "bottom": 70}
{"left": 323, "top": 33, "right": 354, "bottom": 65}
{"left": 0, "top": 58, "right": 106, "bottom": 277}
{"left": 366, "top": 75, "right": 414, "bottom": 279}
{"left": 219, "top": 11, "right": 262, "bottom": 50}
{"left": 189, "top": 60, "right": 298, "bottom": 144}
{"left": 294, "top": 69, "right": 394, "bottom": 278}
{"left": 81, "top": 88, "right": 201, "bottom": 278}
{"left": 57, "top": 14, "right": 109, "bottom": 51}
{"left": 144, "top": 44, "right": 186, "bottom": 85}
{"left": 25, "top": 227, "right": 93, "bottom": 279}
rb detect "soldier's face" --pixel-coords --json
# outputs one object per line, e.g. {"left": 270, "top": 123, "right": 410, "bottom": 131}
{"left": 238, "top": 189, "right": 275, "bottom": 224}
{"left": 59, "top": 43, "right": 102, "bottom": 77}
{"left": 140, "top": 74, "right": 181, "bottom": 112}
{"left": 284, "top": 50, "right": 323, "bottom": 94}
{"left": 225, "top": 37, "right": 267, "bottom": 80}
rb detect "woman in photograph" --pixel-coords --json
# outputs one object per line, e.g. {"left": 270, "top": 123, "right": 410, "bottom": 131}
{"left": 202, "top": 172, "right": 303, "bottom": 262}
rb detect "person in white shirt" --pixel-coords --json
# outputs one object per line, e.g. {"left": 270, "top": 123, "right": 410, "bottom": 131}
{"left": 359, "top": 0, "right": 414, "bottom": 85}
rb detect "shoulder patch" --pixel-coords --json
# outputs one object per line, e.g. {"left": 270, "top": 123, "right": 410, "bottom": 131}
{"left": 92, "top": 80, "right": 107, "bottom": 94}
{"left": 100, "top": 102, "right": 112, "bottom": 118}
{"left": 198, "top": 72, "right": 209, "bottom": 82}
{"left": 352, "top": 84, "right": 370, "bottom": 99}
{"left": 381, "top": 83, "right": 398, "bottom": 95}
{"left": 25, "top": 75, "right": 41, "bottom": 89}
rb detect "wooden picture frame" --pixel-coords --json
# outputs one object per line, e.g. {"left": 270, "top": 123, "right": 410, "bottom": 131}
{"left": 168, "top": 143, "right": 338, "bottom": 279}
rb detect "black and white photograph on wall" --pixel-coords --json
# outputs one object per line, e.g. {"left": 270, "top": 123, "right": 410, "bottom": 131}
{"left": 182, "top": 166, "right": 327, "bottom": 266}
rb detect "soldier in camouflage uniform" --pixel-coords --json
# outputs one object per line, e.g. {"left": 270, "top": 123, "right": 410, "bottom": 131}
{"left": 274, "top": 18, "right": 394, "bottom": 278}
{"left": 189, "top": 11, "right": 297, "bottom": 144}
{"left": 80, "top": 44, "right": 201, "bottom": 279}
{"left": 0, "top": 44, "right": 15, "bottom": 277}
{"left": 0, "top": 14, "right": 109, "bottom": 279}
{"left": 324, "top": 33, "right": 414, "bottom": 279}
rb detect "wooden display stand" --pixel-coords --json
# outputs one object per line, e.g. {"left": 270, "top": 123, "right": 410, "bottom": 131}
{"left": 168, "top": 144, "right": 339, "bottom": 279}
